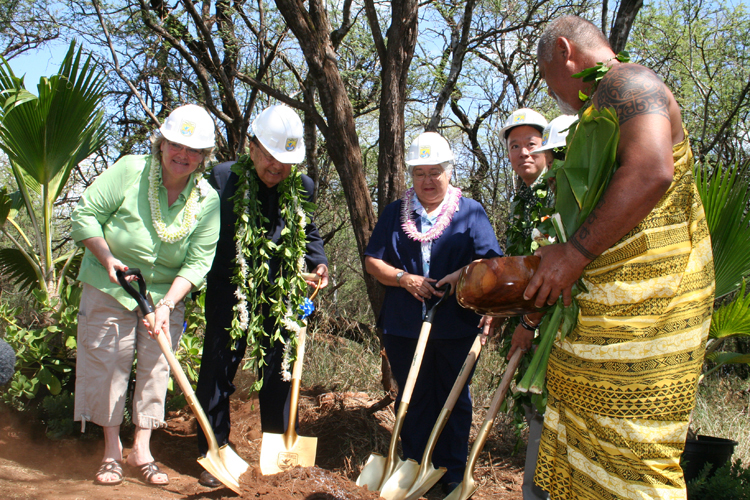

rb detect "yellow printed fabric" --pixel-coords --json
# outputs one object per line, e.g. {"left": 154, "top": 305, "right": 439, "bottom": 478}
{"left": 534, "top": 133, "right": 715, "bottom": 500}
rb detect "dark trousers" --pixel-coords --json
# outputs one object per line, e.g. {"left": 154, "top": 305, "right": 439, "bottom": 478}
{"left": 195, "top": 285, "right": 293, "bottom": 456}
{"left": 383, "top": 334, "right": 477, "bottom": 485}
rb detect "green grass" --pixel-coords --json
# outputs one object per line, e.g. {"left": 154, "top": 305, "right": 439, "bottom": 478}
{"left": 302, "top": 330, "right": 750, "bottom": 470}
{"left": 691, "top": 373, "right": 750, "bottom": 466}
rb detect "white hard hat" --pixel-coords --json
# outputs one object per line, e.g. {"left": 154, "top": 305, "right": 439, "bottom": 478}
{"left": 160, "top": 104, "right": 215, "bottom": 149}
{"left": 405, "top": 132, "right": 454, "bottom": 171}
{"left": 534, "top": 115, "right": 578, "bottom": 154}
{"left": 251, "top": 105, "right": 305, "bottom": 164}
{"left": 498, "top": 108, "right": 548, "bottom": 146}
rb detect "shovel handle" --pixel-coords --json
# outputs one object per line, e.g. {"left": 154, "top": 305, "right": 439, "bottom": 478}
{"left": 461, "top": 348, "right": 524, "bottom": 484}
{"left": 418, "top": 333, "right": 483, "bottom": 468}
{"left": 442, "top": 334, "right": 483, "bottom": 412}
{"left": 486, "top": 348, "right": 523, "bottom": 422}
{"left": 115, "top": 269, "right": 222, "bottom": 452}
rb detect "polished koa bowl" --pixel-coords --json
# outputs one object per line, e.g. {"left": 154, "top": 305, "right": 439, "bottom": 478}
{"left": 456, "top": 256, "right": 540, "bottom": 317}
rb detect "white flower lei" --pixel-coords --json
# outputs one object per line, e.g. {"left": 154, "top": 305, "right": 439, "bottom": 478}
{"left": 148, "top": 155, "right": 205, "bottom": 244}
{"left": 229, "top": 156, "right": 311, "bottom": 387}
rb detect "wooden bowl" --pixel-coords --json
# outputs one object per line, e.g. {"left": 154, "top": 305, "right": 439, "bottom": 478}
{"left": 456, "top": 256, "right": 540, "bottom": 317}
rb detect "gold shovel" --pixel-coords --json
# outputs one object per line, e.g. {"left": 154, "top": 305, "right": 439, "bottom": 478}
{"left": 116, "top": 269, "right": 248, "bottom": 495}
{"left": 379, "top": 333, "right": 484, "bottom": 500}
{"left": 444, "top": 348, "right": 524, "bottom": 500}
{"left": 259, "top": 276, "right": 322, "bottom": 475}
{"left": 356, "top": 284, "right": 450, "bottom": 492}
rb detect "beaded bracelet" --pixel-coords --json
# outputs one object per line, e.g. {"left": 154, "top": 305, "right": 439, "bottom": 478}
{"left": 156, "top": 298, "right": 175, "bottom": 312}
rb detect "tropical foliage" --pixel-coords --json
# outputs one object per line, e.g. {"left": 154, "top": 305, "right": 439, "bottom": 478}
{"left": 696, "top": 161, "right": 750, "bottom": 375}
{"left": 0, "top": 40, "right": 106, "bottom": 308}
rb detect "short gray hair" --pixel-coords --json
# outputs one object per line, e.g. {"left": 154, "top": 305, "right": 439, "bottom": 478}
{"left": 150, "top": 130, "right": 214, "bottom": 173}
{"left": 537, "top": 15, "right": 611, "bottom": 63}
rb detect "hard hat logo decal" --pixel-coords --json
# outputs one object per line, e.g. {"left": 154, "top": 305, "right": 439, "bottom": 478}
{"left": 542, "top": 130, "right": 551, "bottom": 145}
{"left": 180, "top": 120, "right": 196, "bottom": 137}
{"left": 419, "top": 145, "right": 431, "bottom": 158}
{"left": 513, "top": 113, "right": 526, "bottom": 124}
{"left": 285, "top": 138, "right": 298, "bottom": 151}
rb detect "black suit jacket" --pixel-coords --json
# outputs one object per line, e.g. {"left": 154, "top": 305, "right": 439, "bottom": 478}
{"left": 205, "top": 160, "right": 328, "bottom": 292}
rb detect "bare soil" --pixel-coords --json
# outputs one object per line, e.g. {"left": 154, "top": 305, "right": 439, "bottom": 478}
{"left": 0, "top": 389, "right": 525, "bottom": 499}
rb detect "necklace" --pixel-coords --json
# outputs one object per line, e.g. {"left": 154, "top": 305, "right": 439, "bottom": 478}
{"left": 147, "top": 155, "right": 204, "bottom": 244}
{"left": 401, "top": 185, "right": 461, "bottom": 242}
{"left": 230, "top": 156, "right": 310, "bottom": 387}
{"left": 573, "top": 50, "right": 631, "bottom": 103}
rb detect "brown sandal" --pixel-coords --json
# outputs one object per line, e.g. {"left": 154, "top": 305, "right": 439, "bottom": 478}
{"left": 94, "top": 460, "right": 124, "bottom": 486}
{"left": 130, "top": 461, "right": 169, "bottom": 485}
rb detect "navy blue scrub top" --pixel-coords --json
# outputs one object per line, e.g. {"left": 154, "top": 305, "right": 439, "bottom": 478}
{"left": 365, "top": 196, "right": 502, "bottom": 340}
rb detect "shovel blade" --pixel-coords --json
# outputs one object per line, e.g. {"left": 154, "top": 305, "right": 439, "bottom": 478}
{"left": 403, "top": 463, "right": 447, "bottom": 500}
{"left": 379, "top": 458, "right": 420, "bottom": 500}
{"left": 198, "top": 449, "right": 242, "bottom": 495}
{"left": 356, "top": 453, "right": 387, "bottom": 491}
{"left": 218, "top": 444, "right": 249, "bottom": 480}
{"left": 443, "top": 480, "right": 477, "bottom": 500}
{"left": 259, "top": 431, "right": 317, "bottom": 475}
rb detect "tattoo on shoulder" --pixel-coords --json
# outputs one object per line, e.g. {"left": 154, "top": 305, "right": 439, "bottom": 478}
{"left": 593, "top": 65, "right": 670, "bottom": 125}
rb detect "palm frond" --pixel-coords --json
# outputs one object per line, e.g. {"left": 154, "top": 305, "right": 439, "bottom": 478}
{"left": 696, "top": 161, "right": 750, "bottom": 298}
{"left": 709, "top": 280, "right": 750, "bottom": 340}
{"left": 0, "top": 247, "right": 41, "bottom": 290}
{"left": 0, "top": 40, "right": 107, "bottom": 190}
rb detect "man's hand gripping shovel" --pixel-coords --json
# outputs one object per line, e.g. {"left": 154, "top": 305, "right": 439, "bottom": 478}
{"left": 356, "top": 284, "right": 451, "bottom": 493}
{"left": 116, "top": 269, "right": 248, "bottom": 494}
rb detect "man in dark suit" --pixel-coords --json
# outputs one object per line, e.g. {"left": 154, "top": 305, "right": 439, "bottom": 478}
{"left": 195, "top": 105, "right": 328, "bottom": 487}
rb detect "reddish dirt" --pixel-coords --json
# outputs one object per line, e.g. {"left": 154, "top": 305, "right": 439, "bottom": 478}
{"left": 0, "top": 390, "right": 525, "bottom": 499}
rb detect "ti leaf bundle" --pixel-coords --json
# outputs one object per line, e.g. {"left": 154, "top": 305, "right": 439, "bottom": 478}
{"left": 517, "top": 106, "right": 620, "bottom": 395}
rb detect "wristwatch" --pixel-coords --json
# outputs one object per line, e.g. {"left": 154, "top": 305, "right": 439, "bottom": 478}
{"left": 395, "top": 271, "right": 405, "bottom": 286}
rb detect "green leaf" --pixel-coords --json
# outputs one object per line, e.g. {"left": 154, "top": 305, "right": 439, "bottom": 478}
{"left": 705, "top": 351, "right": 750, "bottom": 366}
{"left": 0, "top": 247, "right": 41, "bottom": 290}
{"left": 696, "top": 161, "right": 750, "bottom": 298}
{"left": 709, "top": 280, "right": 750, "bottom": 340}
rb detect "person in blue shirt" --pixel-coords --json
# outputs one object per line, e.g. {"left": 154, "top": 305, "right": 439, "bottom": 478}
{"left": 364, "top": 131, "right": 502, "bottom": 494}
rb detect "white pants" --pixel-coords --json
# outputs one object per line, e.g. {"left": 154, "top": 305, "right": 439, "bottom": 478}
{"left": 74, "top": 284, "right": 184, "bottom": 430}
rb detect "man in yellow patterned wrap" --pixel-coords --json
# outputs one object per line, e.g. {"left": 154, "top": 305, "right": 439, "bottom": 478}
{"left": 522, "top": 15, "right": 715, "bottom": 500}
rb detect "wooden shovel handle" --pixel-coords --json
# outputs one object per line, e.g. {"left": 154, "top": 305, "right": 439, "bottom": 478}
{"left": 442, "top": 334, "right": 483, "bottom": 412}
{"left": 144, "top": 311, "right": 222, "bottom": 451}
{"left": 486, "top": 348, "right": 524, "bottom": 424}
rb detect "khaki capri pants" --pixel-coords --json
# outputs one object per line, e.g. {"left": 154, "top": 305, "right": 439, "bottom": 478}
{"left": 75, "top": 283, "right": 185, "bottom": 430}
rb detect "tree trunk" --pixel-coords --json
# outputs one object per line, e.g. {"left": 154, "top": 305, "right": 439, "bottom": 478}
{"left": 608, "top": 0, "right": 644, "bottom": 53}
{"left": 274, "top": 0, "right": 381, "bottom": 314}
{"left": 365, "top": 0, "right": 419, "bottom": 215}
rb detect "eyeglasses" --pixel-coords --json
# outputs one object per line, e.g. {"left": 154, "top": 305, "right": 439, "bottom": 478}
{"left": 166, "top": 141, "right": 204, "bottom": 157}
{"left": 412, "top": 171, "right": 444, "bottom": 182}
{"left": 256, "top": 143, "right": 278, "bottom": 163}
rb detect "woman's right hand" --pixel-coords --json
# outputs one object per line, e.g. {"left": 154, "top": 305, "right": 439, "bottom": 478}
{"left": 400, "top": 273, "right": 439, "bottom": 302}
{"left": 104, "top": 257, "right": 130, "bottom": 284}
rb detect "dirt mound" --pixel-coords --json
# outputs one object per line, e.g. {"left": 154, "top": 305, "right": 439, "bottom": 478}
{"left": 0, "top": 390, "right": 524, "bottom": 499}
{"left": 239, "top": 466, "right": 382, "bottom": 499}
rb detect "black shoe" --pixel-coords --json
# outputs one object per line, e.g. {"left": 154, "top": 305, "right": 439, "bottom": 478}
{"left": 442, "top": 482, "right": 460, "bottom": 495}
{"left": 199, "top": 470, "right": 221, "bottom": 488}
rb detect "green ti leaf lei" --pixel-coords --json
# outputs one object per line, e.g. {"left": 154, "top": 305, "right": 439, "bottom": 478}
{"left": 229, "top": 156, "right": 314, "bottom": 390}
{"left": 573, "top": 50, "right": 631, "bottom": 103}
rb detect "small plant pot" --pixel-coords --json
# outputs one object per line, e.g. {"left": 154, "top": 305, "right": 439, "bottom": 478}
{"left": 681, "top": 435, "right": 738, "bottom": 483}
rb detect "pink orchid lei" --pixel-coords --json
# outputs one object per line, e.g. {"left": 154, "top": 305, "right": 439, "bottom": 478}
{"left": 401, "top": 185, "right": 462, "bottom": 243}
